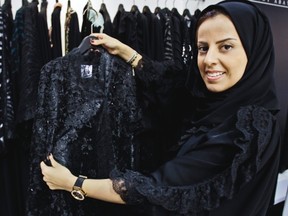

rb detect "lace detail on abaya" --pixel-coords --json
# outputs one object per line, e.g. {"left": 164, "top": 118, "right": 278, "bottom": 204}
{"left": 26, "top": 47, "right": 144, "bottom": 215}
{"left": 110, "top": 105, "right": 276, "bottom": 215}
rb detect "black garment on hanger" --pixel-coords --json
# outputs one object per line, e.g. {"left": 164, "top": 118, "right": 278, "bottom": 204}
{"left": 40, "top": 0, "right": 48, "bottom": 21}
{"left": 51, "top": 3, "right": 62, "bottom": 58}
{"left": 0, "top": 9, "right": 15, "bottom": 216}
{"left": 142, "top": 5, "right": 163, "bottom": 60}
{"left": 12, "top": 1, "right": 44, "bottom": 124}
{"left": 8, "top": 2, "right": 52, "bottom": 216}
{"left": 65, "top": 3, "right": 81, "bottom": 53}
{"left": 26, "top": 46, "right": 146, "bottom": 216}
{"left": 113, "top": 10, "right": 138, "bottom": 52}
{"left": 99, "top": 3, "right": 113, "bottom": 36}
{"left": 39, "top": 0, "right": 52, "bottom": 64}
{"left": 0, "top": 0, "right": 14, "bottom": 154}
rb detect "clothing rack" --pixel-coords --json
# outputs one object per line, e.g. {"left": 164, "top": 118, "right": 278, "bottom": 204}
{"left": 250, "top": 0, "right": 288, "bottom": 9}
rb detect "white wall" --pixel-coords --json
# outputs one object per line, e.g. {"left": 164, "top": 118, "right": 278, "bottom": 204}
{"left": 9, "top": 0, "right": 221, "bottom": 55}
{"left": 10, "top": 0, "right": 222, "bottom": 25}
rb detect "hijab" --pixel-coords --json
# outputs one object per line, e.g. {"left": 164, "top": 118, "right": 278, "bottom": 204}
{"left": 189, "top": 0, "right": 279, "bottom": 125}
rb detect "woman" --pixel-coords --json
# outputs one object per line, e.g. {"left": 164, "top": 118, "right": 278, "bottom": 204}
{"left": 40, "top": 1, "right": 281, "bottom": 215}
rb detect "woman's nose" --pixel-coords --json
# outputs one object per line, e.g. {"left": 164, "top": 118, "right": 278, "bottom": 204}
{"left": 203, "top": 48, "right": 218, "bottom": 65}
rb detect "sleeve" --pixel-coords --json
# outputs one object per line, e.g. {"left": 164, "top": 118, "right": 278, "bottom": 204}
{"left": 134, "top": 56, "right": 187, "bottom": 110}
{"left": 110, "top": 106, "right": 278, "bottom": 215}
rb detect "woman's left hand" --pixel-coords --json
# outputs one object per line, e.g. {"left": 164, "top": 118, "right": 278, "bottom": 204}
{"left": 40, "top": 154, "right": 77, "bottom": 192}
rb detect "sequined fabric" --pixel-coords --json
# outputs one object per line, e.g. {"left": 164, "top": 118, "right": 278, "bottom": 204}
{"left": 26, "top": 47, "right": 144, "bottom": 215}
{"left": 0, "top": 3, "right": 14, "bottom": 155}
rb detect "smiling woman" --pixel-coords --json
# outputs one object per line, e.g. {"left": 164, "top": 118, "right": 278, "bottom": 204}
{"left": 40, "top": 1, "right": 281, "bottom": 216}
{"left": 196, "top": 9, "right": 248, "bottom": 92}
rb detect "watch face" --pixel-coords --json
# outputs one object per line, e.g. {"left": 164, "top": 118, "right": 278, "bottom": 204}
{"left": 71, "top": 190, "right": 85, "bottom": 201}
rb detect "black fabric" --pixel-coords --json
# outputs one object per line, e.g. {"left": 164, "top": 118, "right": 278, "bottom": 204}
{"left": 132, "top": 7, "right": 150, "bottom": 57}
{"left": 142, "top": 6, "right": 160, "bottom": 60}
{"left": 65, "top": 7, "right": 81, "bottom": 54}
{"left": 110, "top": 1, "right": 281, "bottom": 216}
{"left": 0, "top": 2, "right": 14, "bottom": 154}
{"left": 11, "top": 2, "right": 44, "bottom": 124}
{"left": 113, "top": 11, "right": 138, "bottom": 54}
{"left": 99, "top": 3, "right": 114, "bottom": 36}
{"left": 26, "top": 47, "right": 146, "bottom": 216}
{"left": 51, "top": 4, "right": 62, "bottom": 58}
{"left": 39, "top": 0, "right": 52, "bottom": 65}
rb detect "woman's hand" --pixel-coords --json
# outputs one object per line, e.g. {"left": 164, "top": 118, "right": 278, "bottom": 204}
{"left": 90, "top": 33, "right": 142, "bottom": 67}
{"left": 90, "top": 33, "right": 123, "bottom": 56}
{"left": 40, "top": 154, "right": 77, "bottom": 192}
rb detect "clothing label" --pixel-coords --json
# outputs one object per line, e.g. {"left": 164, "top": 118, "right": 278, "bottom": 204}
{"left": 81, "top": 65, "right": 93, "bottom": 78}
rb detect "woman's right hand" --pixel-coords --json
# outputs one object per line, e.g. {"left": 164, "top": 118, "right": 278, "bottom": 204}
{"left": 90, "top": 33, "right": 142, "bottom": 67}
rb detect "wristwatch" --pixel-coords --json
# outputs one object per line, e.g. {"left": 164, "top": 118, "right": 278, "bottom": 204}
{"left": 71, "top": 175, "right": 87, "bottom": 201}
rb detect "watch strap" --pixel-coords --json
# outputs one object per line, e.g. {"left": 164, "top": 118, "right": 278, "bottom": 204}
{"left": 73, "top": 175, "right": 87, "bottom": 189}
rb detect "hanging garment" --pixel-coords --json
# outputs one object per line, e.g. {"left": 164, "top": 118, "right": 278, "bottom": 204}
{"left": 99, "top": 3, "right": 113, "bottom": 36}
{"left": 65, "top": 5, "right": 81, "bottom": 54}
{"left": 142, "top": 5, "right": 163, "bottom": 60}
{"left": 11, "top": 1, "right": 47, "bottom": 124}
{"left": 0, "top": 1, "right": 14, "bottom": 155}
{"left": 26, "top": 46, "right": 145, "bottom": 216}
{"left": 39, "top": 0, "right": 52, "bottom": 64}
{"left": 51, "top": 2, "right": 62, "bottom": 58}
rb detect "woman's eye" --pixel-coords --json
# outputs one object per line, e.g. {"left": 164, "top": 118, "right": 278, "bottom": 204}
{"left": 221, "top": 44, "right": 233, "bottom": 51}
{"left": 198, "top": 46, "right": 208, "bottom": 53}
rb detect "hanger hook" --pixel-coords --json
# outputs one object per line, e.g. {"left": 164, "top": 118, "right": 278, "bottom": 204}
{"left": 165, "top": 0, "right": 168, "bottom": 7}
{"left": 185, "top": 0, "right": 189, "bottom": 8}
{"left": 173, "top": 0, "right": 176, "bottom": 7}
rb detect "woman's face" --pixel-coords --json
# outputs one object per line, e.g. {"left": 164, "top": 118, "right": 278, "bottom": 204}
{"left": 197, "top": 13, "right": 248, "bottom": 93}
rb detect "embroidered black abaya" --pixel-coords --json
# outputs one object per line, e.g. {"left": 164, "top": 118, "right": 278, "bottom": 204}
{"left": 26, "top": 46, "right": 147, "bottom": 216}
{"left": 110, "top": 1, "right": 281, "bottom": 215}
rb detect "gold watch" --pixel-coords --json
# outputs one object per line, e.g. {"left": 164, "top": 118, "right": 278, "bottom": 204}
{"left": 71, "top": 175, "right": 87, "bottom": 201}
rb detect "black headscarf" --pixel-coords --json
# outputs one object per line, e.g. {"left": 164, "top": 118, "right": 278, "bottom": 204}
{"left": 190, "top": 0, "right": 279, "bottom": 125}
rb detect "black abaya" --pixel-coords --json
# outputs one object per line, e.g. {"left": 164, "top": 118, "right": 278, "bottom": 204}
{"left": 110, "top": 1, "right": 281, "bottom": 215}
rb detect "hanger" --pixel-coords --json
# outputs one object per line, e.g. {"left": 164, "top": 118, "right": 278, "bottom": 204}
{"left": 78, "top": 35, "right": 98, "bottom": 54}
{"left": 83, "top": 0, "right": 93, "bottom": 16}
{"left": 185, "top": 0, "right": 189, "bottom": 8}
{"left": 165, "top": 0, "right": 168, "bottom": 7}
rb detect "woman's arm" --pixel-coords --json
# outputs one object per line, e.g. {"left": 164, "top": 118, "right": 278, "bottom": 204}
{"left": 90, "top": 33, "right": 142, "bottom": 68}
{"left": 40, "top": 154, "right": 125, "bottom": 204}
